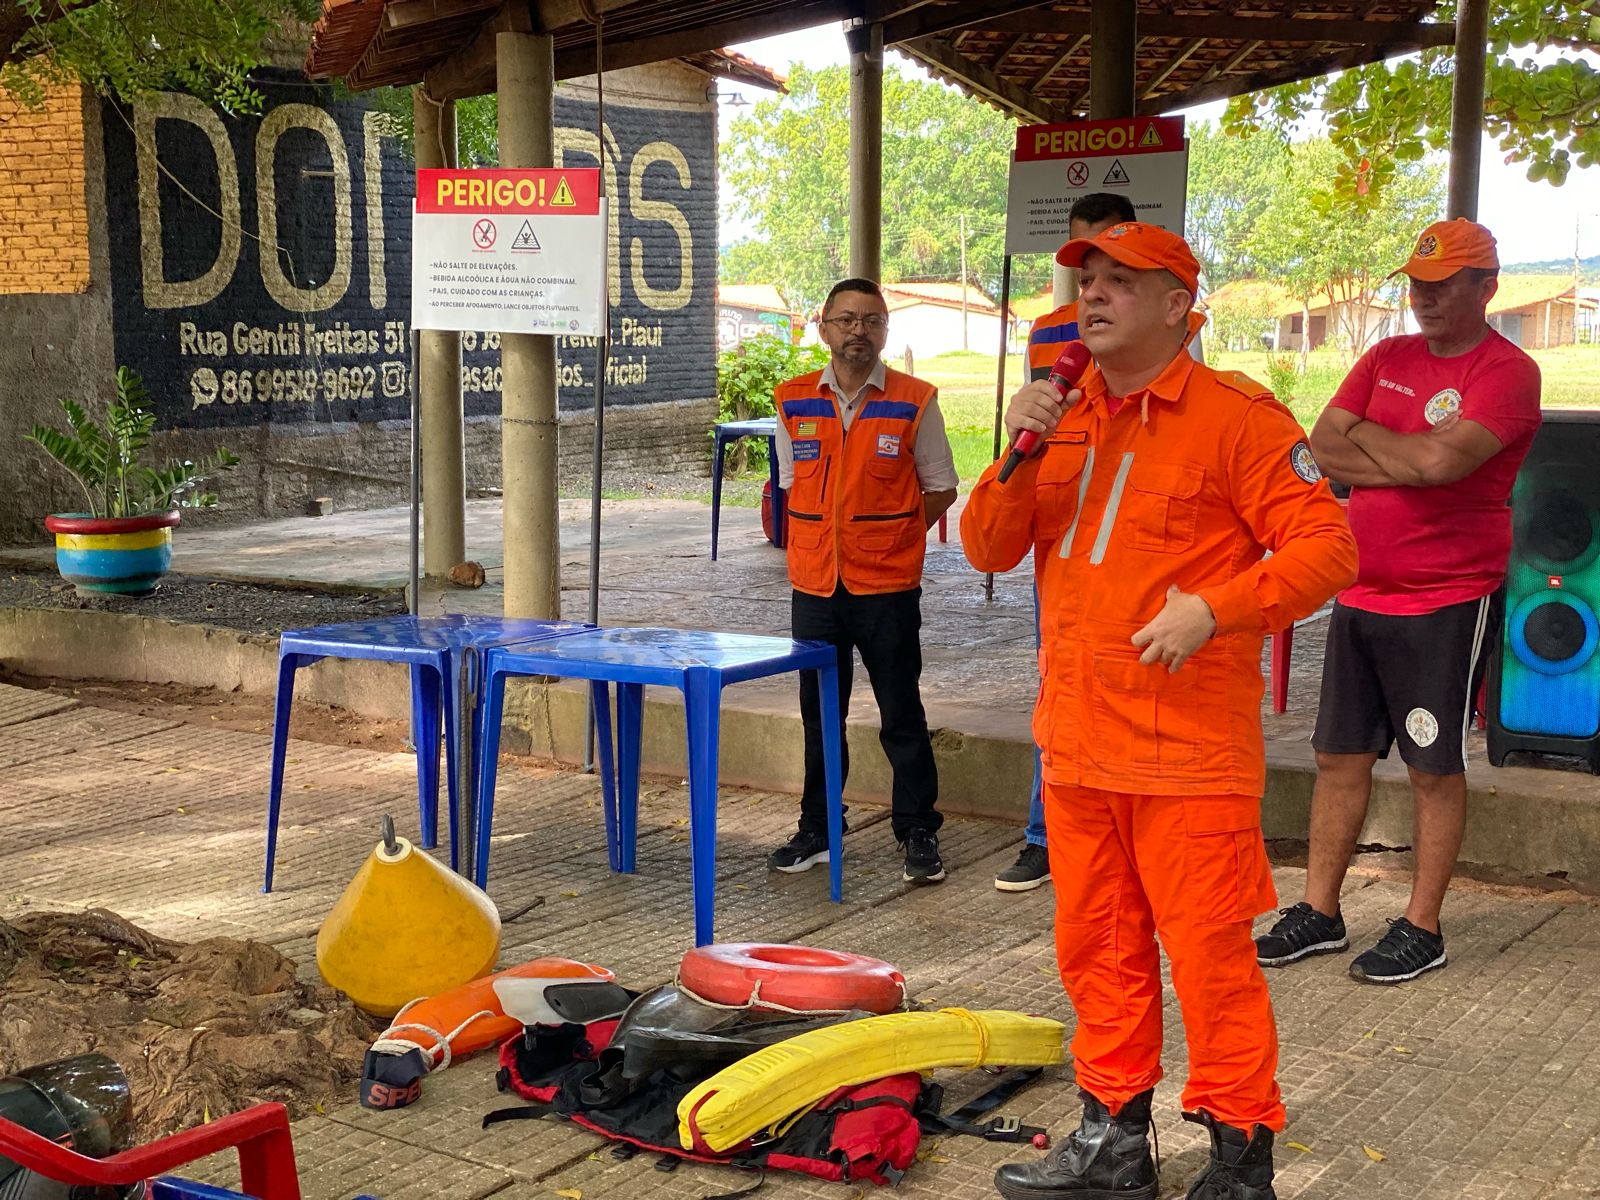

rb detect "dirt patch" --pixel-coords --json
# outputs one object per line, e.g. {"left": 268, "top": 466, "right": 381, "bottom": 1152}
{"left": 0, "top": 673, "right": 418, "bottom": 757}
{"left": 0, "top": 909, "right": 376, "bottom": 1140}
{"left": 0, "top": 565, "right": 405, "bottom": 635}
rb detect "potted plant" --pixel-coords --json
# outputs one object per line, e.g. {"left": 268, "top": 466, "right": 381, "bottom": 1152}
{"left": 25, "top": 367, "right": 239, "bottom": 596}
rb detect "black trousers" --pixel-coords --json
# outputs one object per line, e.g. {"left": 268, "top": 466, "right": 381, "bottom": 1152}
{"left": 792, "top": 584, "right": 942, "bottom": 840}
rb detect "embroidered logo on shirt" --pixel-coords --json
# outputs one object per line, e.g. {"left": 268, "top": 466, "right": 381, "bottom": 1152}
{"left": 1424, "top": 388, "right": 1462, "bottom": 426}
{"left": 797, "top": 421, "right": 818, "bottom": 436}
{"left": 1406, "top": 707, "right": 1439, "bottom": 747}
{"left": 876, "top": 434, "right": 901, "bottom": 458}
{"left": 1377, "top": 378, "right": 1416, "bottom": 397}
{"left": 792, "top": 439, "right": 821, "bottom": 461}
{"left": 1290, "top": 441, "right": 1322, "bottom": 484}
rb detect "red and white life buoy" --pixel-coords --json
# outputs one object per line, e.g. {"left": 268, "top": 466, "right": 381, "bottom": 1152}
{"left": 677, "top": 943, "right": 906, "bottom": 1014}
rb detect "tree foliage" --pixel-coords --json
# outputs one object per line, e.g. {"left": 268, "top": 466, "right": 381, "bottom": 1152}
{"left": 1246, "top": 137, "right": 1444, "bottom": 362}
{"left": 714, "top": 333, "right": 829, "bottom": 472}
{"left": 720, "top": 63, "right": 1043, "bottom": 313}
{"left": 1222, "top": 0, "right": 1600, "bottom": 199}
{"left": 1184, "top": 121, "right": 1293, "bottom": 291}
{"left": 1, "top": 0, "right": 318, "bottom": 111}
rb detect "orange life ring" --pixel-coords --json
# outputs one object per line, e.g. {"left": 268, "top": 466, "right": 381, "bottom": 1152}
{"left": 677, "top": 943, "right": 905, "bottom": 1014}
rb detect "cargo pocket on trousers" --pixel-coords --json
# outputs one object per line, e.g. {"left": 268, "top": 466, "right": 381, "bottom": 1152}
{"left": 1180, "top": 796, "right": 1272, "bottom": 925}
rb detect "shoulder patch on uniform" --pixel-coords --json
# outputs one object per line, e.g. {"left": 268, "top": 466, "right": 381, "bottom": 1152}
{"left": 1290, "top": 441, "right": 1322, "bottom": 484}
{"left": 1214, "top": 371, "right": 1274, "bottom": 402}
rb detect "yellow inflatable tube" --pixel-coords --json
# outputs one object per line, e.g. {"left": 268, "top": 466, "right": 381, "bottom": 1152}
{"left": 677, "top": 1007, "right": 1065, "bottom": 1153}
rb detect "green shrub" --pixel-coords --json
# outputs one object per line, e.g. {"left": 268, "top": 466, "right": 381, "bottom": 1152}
{"left": 25, "top": 367, "right": 239, "bottom": 518}
{"left": 713, "top": 334, "right": 830, "bottom": 474}
{"left": 1263, "top": 353, "right": 1299, "bottom": 404}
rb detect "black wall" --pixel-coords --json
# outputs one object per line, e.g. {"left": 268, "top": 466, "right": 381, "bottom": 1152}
{"left": 101, "top": 73, "right": 716, "bottom": 431}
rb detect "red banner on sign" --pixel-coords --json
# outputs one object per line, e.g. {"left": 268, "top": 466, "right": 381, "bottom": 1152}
{"left": 415, "top": 168, "right": 601, "bottom": 215}
{"left": 1013, "top": 117, "right": 1185, "bottom": 161}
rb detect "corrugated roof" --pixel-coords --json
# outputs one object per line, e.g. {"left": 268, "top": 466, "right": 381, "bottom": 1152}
{"left": 1204, "top": 277, "right": 1396, "bottom": 318}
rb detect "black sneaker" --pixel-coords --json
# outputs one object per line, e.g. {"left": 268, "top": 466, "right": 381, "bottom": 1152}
{"left": 1254, "top": 902, "right": 1348, "bottom": 967}
{"left": 995, "top": 843, "right": 1051, "bottom": 892}
{"left": 1349, "top": 917, "right": 1446, "bottom": 985}
{"left": 901, "top": 829, "right": 946, "bottom": 885}
{"left": 768, "top": 828, "right": 830, "bottom": 874}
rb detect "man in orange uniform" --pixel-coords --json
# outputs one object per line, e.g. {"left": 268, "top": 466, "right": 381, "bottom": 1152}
{"left": 965, "top": 223, "right": 1357, "bottom": 1200}
{"left": 769, "top": 278, "right": 958, "bottom": 884}
{"left": 999, "top": 192, "right": 1208, "bottom": 894}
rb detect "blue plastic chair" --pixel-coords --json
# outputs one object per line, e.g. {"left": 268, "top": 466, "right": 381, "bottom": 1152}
{"left": 711, "top": 417, "right": 783, "bottom": 560}
{"left": 473, "top": 627, "right": 845, "bottom": 945}
{"left": 263, "top": 615, "right": 588, "bottom": 891}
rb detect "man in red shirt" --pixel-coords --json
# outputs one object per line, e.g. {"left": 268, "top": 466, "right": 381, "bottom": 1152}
{"left": 1256, "top": 219, "right": 1543, "bottom": 985}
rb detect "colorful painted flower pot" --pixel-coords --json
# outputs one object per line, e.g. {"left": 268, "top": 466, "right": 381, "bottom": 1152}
{"left": 42, "top": 510, "right": 180, "bottom": 596}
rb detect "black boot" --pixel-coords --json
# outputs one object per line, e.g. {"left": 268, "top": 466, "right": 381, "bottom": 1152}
{"left": 1182, "top": 1110, "right": 1276, "bottom": 1199}
{"left": 993, "top": 1088, "right": 1157, "bottom": 1199}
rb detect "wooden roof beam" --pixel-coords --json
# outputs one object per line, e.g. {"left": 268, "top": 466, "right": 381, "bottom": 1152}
{"left": 1142, "top": 38, "right": 1437, "bottom": 114}
{"left": 1032, "top": 33, "right": 1086, "bottom": 87}
{"left": 982, "top": 12, "right": 1454, "bottom": 46}
{"left": 1141, "top": 36, "right": 1203, "bottom": 98}
{"left": 899, "top": 33, "right": 1073, "bottom": 123}
{"left": 882, "top": 0, "right": 1057, "bottom": 46}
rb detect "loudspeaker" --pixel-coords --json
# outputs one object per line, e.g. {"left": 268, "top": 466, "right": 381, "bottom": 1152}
{"left": 1488, "top": 409, "right": 1600, "bottom": 772}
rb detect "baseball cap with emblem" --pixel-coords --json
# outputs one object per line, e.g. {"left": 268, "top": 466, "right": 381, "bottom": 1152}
{"left": 1389, "top": 218, "right": 1499, "bottom": 281}
{"left": 1055, "top": 221, "right": 1201, "bottom": 295}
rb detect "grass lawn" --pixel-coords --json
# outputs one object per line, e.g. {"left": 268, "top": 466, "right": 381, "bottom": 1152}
{"left": 920, "top": 342, "right": 1600, "bottom": 486}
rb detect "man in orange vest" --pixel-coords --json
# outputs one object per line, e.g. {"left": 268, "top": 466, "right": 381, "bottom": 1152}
{"left": 964, "top": 223, "right": 1357, "bottom": 1200}
{"left": 770, "top": 278, "right": 959, "bottom": 884}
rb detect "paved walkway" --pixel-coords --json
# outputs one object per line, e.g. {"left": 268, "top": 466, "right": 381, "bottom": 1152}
{"left": 1, "top": 679, "right": 1596, "bottom": 1199}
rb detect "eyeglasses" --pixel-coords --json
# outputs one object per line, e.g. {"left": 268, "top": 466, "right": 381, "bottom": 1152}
{"left": 821, "top": 314, "right": 888, "bottom": 332}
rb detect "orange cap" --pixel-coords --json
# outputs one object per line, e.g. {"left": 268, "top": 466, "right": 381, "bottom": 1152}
{"left": 1390, "top": 218, "right": 1499, "bottom": 281}
{"left": 1055, "top": 221, "right": 1201, "bottom": 295}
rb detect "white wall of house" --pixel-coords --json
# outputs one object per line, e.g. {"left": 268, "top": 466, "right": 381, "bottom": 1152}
{"left": 883, "top": 304, "right": 1004, "bottom": 362}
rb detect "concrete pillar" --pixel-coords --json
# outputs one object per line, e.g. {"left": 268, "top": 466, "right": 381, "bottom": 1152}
{"left": 1089, "top": 0, "right": 1138, "bottom": 122}
{"left": 413, "top": 89, "right": 466, "bottom": 577}
{"left": 847, "top": 22, "right": 884, "bottom": 280}
{"left": 1055, "top": 0, "right": 1136, "bottom": 306}
{"left": 496, "top": 32, "right": 561, "bottom": 619}
{"left": 1447, "top": 0, "right": 1489, "bottom": 220}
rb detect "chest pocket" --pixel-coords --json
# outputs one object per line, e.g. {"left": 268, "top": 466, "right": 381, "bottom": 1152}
{"left": 1122, "top": 460, "right": 1204, "bottom": 554}
{"left": 1036, "top": 445, "right": 1089, "bottom": 548}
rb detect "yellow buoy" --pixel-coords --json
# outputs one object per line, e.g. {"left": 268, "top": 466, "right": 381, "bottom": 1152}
{"left": 315, "top": 816, "right": 502, "bottom": 1017}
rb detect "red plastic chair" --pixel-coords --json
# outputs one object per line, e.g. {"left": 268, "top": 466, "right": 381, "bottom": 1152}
{"left": 0, "top": 1102, "right": 302, "bottom": 1200}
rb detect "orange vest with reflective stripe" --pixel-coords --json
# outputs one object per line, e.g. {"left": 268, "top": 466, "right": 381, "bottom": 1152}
{"left": 776, "top": 367, "right": 935, "bottom": 597}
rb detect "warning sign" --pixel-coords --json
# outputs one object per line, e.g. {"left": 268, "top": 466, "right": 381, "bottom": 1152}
{"left": 1005, "top": 115, "right": 1188, "bottom": 255}
{"left": 511, "top": 220, "right": 541, "bottom": 251}
{"left": 411, "top": 167, "right": 604, "bottom": 335}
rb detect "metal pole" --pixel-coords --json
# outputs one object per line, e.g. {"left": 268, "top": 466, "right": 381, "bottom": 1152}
{"left": 583, "top": 17, "right": 610, "bottom": 775}
{"left": 986, "top": 254, "right": 1013, "bottom": 604}
{"left": 408, "top": 328, "right": 421, "bottom": 616}
{"left": 1447, "top": 0, "right": 1489, "bottom": 220}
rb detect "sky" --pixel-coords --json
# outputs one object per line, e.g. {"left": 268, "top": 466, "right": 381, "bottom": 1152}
{"left": 716, "top": 24, "right": 1600, "bottom": 268}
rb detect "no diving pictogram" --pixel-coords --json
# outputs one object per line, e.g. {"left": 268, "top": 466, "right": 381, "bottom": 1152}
{"left": 472, "top": 218, "right": 497, "bottom": 249}
{"left": 1066, "top": 161, "right": 1090, "bottom": 187}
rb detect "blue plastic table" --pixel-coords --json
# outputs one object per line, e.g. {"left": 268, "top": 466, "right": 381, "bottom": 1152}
{"left": 263, "top": 615, "right": 589, "bottom": 891}
{"left": 711, "top": 418, "right": 783, "bottom": 560}
{"left": 473, "top": 627, "right": 845, "bottom": 945}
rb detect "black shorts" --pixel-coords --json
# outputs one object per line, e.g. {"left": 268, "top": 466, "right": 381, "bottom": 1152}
{"left": 1311, "top": 593, "right": 1503, "bottom": 776}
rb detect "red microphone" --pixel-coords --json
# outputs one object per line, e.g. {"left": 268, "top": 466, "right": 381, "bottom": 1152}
{"left": 997, "top": 342, "right": 1092, "bottom": 483}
